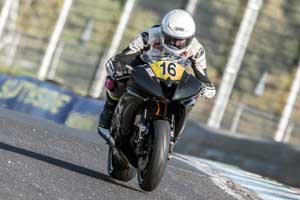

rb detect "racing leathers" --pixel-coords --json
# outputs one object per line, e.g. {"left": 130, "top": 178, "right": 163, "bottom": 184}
{"left": 98, "top": 25, "right": 215, "bottom": 131}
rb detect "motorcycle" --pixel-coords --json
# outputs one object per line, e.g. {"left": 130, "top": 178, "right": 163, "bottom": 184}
{"left": 102, "top": 54, "right": 204, "bottom": 191}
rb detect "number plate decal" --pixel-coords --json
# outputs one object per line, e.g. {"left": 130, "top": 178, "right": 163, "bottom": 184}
{"left": 150, "top": 61, "right": 185, "bottom": 81}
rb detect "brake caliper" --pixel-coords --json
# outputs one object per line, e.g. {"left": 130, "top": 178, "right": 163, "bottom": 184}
{"left": 136, "top": 123, "right": 149, "bottom": 156}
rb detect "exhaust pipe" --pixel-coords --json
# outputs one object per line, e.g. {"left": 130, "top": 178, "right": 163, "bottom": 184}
{"left": 98, "top": 127, "right": 135, "bottom": 169}
{"left": 97, "top": 127, "right": 115, "bottom": 147}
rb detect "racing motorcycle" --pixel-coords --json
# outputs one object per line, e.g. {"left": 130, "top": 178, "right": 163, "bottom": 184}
{"left": 102, "top": 54, "right": 204, "bottom": 191}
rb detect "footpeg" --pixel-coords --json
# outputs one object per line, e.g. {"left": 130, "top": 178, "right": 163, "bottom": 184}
{"left": 97, "top": 127, "right": 115, "bottom": 147}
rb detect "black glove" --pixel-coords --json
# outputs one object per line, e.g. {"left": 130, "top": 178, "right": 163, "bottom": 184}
{"left": 106, "top": 60, "right": 130, "bottom": 80}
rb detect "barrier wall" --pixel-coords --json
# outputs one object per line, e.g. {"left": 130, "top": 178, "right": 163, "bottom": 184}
{"left": 177, "top": 120, "right": 300, "bottom": 188}
{"left": 0, "top": 74, "right": 104, "bottom": 130}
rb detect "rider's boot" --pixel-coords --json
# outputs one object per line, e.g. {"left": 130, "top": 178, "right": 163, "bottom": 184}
{"left": 97, "top": 93, "right": 118, "bottom": 146}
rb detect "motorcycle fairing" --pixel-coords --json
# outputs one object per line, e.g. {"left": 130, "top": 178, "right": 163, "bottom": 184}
{"left": 173, "top": 72, "right": 204, "bottom": 101}
{"left": 129, "top": 67, "right": 163, "bottom": 98}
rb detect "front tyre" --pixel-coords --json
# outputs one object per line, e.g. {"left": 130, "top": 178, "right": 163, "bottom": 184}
{"left": 137, "top": 120, "right": 170, "bottom": 191}
{"left": 107, "top": 147, "right": 136, "bottom": 182}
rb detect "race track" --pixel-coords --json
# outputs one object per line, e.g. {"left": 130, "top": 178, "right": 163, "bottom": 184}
{"left": 0, "top": 108, "right": 260, "bottom": 200}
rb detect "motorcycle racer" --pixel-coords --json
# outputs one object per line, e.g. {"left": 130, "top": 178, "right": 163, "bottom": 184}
{"left": 98, "top": 9, "right": 216, "bottom": 143}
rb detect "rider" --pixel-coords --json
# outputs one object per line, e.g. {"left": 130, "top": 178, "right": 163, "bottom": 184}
{"left": 98, "top": 9, "right": 216, "bottom": 142}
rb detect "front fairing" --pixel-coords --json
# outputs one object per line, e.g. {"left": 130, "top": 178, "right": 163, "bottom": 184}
{"left": 128, "top": 66, "right": 163, "bottom": 98}
{"left": 127, "top": 55, "right": 204, "bottom": 101}
{"left": 173, "top": 72, "right": 203, "bottom": 101}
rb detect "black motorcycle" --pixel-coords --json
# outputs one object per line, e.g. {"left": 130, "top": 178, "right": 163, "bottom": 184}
{"left": 103, "top": 54, "right": 204, "bottom": 191}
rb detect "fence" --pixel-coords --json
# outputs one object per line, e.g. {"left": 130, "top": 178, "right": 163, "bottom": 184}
{"left": 0, "top": 0, "right": 299, "bottom": 144}
{"left": 224, "top": 103, "right": 300, "bottom": 144}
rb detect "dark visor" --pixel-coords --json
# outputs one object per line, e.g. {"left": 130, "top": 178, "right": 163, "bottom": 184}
{"left": 163, "top": 32, "right": 193, "bottom": 50}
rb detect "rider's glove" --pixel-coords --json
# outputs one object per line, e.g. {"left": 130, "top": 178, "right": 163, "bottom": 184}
{"left": 200, "top": 85, "right": 216, "bottom": 99}
{"left": 106, "top": 60, "right": 130, "bottom": 80}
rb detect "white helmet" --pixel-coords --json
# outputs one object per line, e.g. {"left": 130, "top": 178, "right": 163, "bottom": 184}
{"left": 161, "top": 9, "right": 196, "bottom": 56}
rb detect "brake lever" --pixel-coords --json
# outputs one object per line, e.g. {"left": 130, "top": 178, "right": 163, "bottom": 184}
{"left": 125, "top": 64, "right": 133, "bottom": 72}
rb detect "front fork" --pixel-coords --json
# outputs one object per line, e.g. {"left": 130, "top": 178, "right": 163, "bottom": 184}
{"left": 168, "top": 98, "right": 196, "bottom": 154}
{"left": 169, "top": 114, "right": 176, "bottom": 154}
{"left": 135, "top": 104, "right": 176, "bottom": 156}
{"left": 135, "top": 108, "right": 149, "bottom": 156}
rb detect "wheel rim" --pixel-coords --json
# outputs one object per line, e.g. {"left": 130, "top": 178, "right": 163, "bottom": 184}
{"left": 138, "top": 155, "right": 149, "bottom": 183}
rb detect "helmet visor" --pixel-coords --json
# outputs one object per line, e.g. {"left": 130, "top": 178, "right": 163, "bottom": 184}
{"left": 163, "top": 33, "right": 193, "bottom": 50}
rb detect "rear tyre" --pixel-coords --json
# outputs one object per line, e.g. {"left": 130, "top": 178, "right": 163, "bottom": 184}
{"left": 137, "top": 120, "right": 170, "bottom": 191}
{"left": 107, "top": 147, "right": 136, "bottom": 182}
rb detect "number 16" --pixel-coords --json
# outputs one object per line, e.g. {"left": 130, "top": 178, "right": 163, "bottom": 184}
{"left": 160, "top": 62, "right": 177, "bottom": 77}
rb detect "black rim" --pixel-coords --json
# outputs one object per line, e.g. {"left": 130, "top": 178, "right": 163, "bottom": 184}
{"left": 138, "top": 153, "right": 149, "bottom": 183}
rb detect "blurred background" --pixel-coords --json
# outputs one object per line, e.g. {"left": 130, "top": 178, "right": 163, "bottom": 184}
{"left": 0, "top": 0, "right": 299, "bottom": 144}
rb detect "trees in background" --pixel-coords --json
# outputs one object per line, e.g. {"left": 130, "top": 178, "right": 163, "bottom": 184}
{"left": 2, "top": 0, "right": 300, "bottom": 121}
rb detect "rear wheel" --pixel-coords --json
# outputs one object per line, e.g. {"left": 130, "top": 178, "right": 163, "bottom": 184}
{"left": 137, "top": 120, "right": 170, "bottom": 191}
{"left": 107, "top": 147, "right": 136, "bottom": 182}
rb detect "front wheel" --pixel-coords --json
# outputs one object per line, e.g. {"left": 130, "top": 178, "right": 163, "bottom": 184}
{"left": 137, "top": 120, "right": 170, "bottom": 191}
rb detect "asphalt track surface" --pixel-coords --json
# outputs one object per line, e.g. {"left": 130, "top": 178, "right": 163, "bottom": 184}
{"left": 0, "top": 108, "right": 261, "bottom": 200}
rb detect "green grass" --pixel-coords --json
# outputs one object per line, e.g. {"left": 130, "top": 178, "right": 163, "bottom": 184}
{"left": 0, "top": 62, "right": 36, "bottom": 77}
